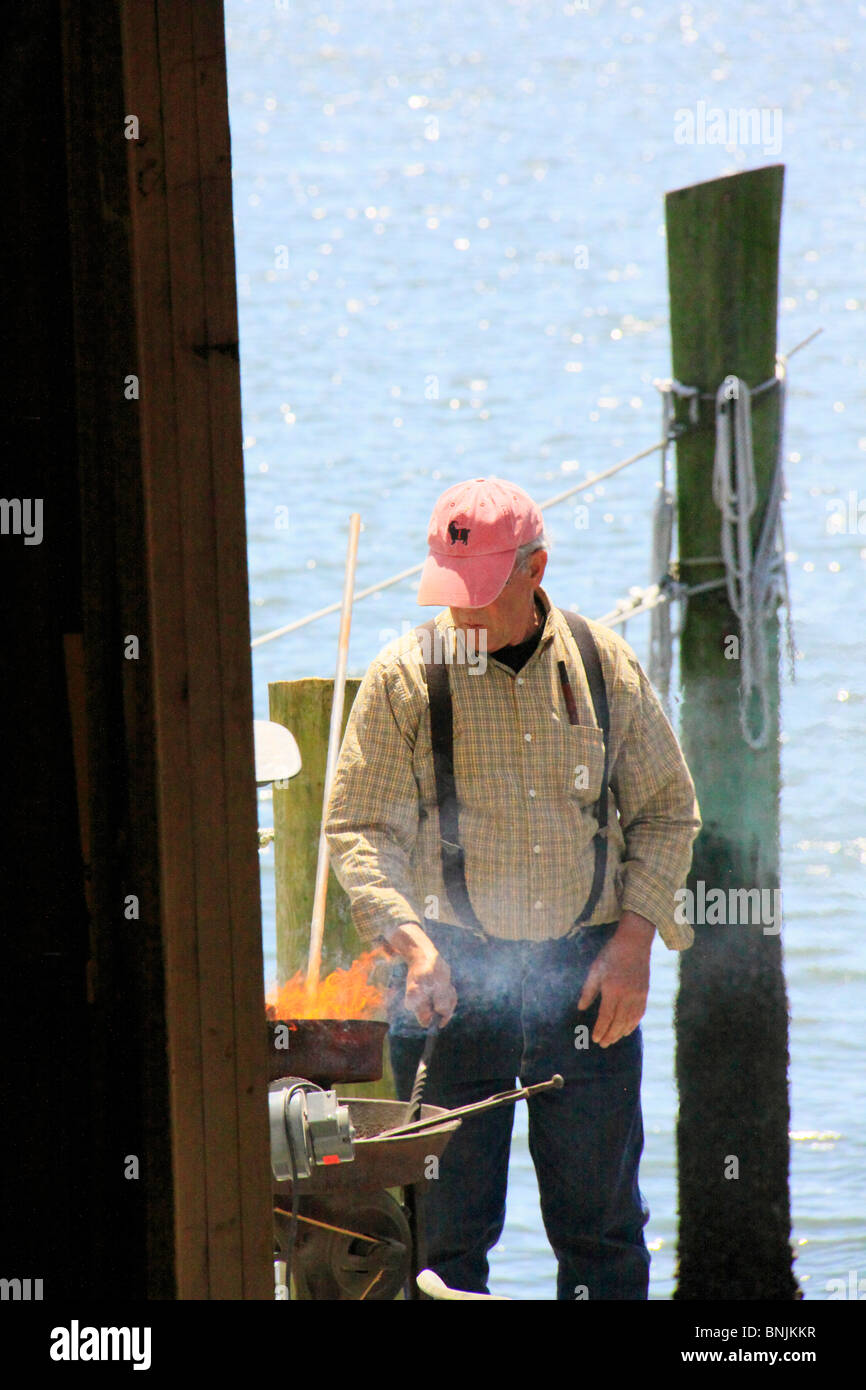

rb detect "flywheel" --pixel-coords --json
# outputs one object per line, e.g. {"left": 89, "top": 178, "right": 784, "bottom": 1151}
{"left": 274, "top": 1191, "right": 411, "bottom": 1301}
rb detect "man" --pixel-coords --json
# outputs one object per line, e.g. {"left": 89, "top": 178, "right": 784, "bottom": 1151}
{"left": 325, "top": 476, "right": 700, "bottom": 1300}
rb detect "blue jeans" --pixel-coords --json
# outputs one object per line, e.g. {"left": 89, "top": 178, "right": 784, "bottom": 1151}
{"left": 388, "top": 921, "right": 650, "bottom": 1300}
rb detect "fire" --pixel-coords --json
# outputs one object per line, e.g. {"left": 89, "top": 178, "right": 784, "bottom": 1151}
{"left": 266, "top": 948, "right": 389, "bottom": 1021}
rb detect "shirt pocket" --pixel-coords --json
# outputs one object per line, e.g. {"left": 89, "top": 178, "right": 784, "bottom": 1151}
{"left": 563, "top": 723, "right": 606, "bottom": 808}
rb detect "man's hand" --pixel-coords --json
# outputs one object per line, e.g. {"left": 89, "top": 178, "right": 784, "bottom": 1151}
{"left": 384, "top": 922, "right": 458, "bottom": 1027}
{"left": 577, "top": 911, "right": 655, "bottom": 1048}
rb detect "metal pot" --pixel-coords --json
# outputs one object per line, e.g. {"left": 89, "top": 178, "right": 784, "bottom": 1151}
{"left": 272, "top": 1096, "right": 461, "bottom": 1195}
{"left": 267, "top": 1017, "right": 389, "bottom": 1085}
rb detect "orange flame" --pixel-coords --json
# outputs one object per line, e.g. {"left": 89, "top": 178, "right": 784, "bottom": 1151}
{"left": 265, "top": 948, "right": 389, "bottom": 1021}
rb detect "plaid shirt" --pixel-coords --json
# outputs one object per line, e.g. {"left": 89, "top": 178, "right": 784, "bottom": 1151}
{"left": 325, "top": 588, "right": 700, "bottom": 950}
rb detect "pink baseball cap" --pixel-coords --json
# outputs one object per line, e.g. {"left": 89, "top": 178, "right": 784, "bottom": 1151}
{"left": 417, "top": 477, "right": 544, "bottom": 607}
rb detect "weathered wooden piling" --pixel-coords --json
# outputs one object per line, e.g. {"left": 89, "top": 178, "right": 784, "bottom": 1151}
{"left": 269, "top": 678, "right": 394, "bottom": 1098}
{"left": 666, "top": 166, "right": 798, "bottom": 1299}
{"left": 269, "top": 678, "right": 361, "bottom": 980}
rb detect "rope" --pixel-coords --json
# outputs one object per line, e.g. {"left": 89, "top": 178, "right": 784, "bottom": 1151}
{"left": 250, "top": 439, "right": 669, "bottom": 648}
{"left": 644, "top": 347, "right": 802, "bottom": 746}
{"left": 595, "top": 575, "right": 725, "bottom": 630}
{"left": 250, "top": 331, "right": 820, "bottom": 654}
{"left": 711, "top": 366, "right": 795, "bottom": 748}
{"left": 647, "top": 385, "right": 677, "bottom": 706}
{"left": 648, "top": 487, "right": 674, "bottom": 704}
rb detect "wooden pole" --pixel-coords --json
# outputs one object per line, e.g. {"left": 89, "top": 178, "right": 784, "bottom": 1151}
{"left": 305, "top": 513, "right": 362, "bottom": 999}
{"left": 666, "top": 166, "right": 798, "bottom": 1299}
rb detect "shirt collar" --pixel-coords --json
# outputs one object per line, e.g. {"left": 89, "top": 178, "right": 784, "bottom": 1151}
{"left": 432, "top": 586, "right": 559, "bottom": 669}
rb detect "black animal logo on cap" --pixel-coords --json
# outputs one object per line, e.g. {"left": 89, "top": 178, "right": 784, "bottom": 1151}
{"left": 448, "top": 520, "right": 470, "bottom": 545}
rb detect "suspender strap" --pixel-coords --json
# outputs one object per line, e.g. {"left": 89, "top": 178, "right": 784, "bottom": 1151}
{"left": 416, "top": 610, "right": 611, "bottom": 938}
{"left": 417, "top": 619, "right": 489, "bottom": 939}
{"left": 561, "top": 611, "right": 611, "bottom": 929}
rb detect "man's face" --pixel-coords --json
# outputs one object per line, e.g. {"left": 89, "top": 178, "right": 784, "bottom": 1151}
{"left": 450, "top": 549, "right": 547, "bottom": 651}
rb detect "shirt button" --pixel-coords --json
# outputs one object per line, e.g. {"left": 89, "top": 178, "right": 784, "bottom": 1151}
{"left": 528, "top": 788, "right": 536, "bottom": 798}
{"left": 517, "top": 677, "right": 525, "bottom": 686}
{"left": 534, "top": 900, "right": 543, "bottom": 910}
{"left": 524, "top": 733, "right": 532, "bottom": 742}
{"left": 533, "top": 844, "right": 541, "bottom": 854}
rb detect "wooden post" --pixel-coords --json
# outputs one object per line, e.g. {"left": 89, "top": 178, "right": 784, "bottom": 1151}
{"left": 666, "top": 166, "right": 798, "bottom": 1298}
{"left": 269, "top": 679, "right": 362, "bottom": 981}
{"left": 121, "top": 0, "right": 273, "bottom": 1299}
{"left": 269, "top": 678, "right": 395, "bottom": 1099}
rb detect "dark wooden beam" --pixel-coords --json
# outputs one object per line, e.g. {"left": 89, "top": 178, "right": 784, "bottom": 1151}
{"left": 0, "top": 0, "right": 93, "bottom": 1298}
{"left": 119, "top": 0, "right": 272, "bottom": 1299}
{"left": 60, "top": 0, "right": 173, "bottom": 1297}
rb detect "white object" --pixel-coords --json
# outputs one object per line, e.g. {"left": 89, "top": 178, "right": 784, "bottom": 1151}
{"left": 416, "top": 1269, "right": 511, "bottom": 1301}
{"left": 253, "top": 720, "right": 301, "bottom": 785}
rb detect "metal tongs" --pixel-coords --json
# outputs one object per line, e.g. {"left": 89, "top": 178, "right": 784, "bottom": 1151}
{"left": 377, "top": 1074, "right": 564, "bottom": 1141}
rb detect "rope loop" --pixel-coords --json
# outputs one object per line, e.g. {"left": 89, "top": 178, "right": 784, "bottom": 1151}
{"left": 649, "top": 361, "right": 794, "bottom": 746}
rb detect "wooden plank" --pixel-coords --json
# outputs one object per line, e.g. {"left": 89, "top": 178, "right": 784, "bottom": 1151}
{"left": 60, "top": 0, "right": 177, "bottom": 1297}
{"left": 121, "top": 0, "right": 207, "bottom": 1297}
{"left": 157, "top": 0, "right": 243, "bottom": 1301}
{"left": 189, "top": 0, "right": 273, "bottom": 1298}
{"left": 121, "top": 0, "right": 271, "bottom": 1299}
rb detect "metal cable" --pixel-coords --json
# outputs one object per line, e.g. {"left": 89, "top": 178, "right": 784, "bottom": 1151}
{"left": 250, "top": 332, "right": 819, "bottom": 658}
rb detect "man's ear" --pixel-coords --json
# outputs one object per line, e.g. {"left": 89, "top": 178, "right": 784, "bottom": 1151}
{"left": 529, "top": 549, "right": 548, "bottom": 585}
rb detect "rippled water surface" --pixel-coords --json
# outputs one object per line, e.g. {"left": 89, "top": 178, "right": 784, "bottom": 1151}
{"left": 226, "top": 0, "right": 866, "bottom": 1299}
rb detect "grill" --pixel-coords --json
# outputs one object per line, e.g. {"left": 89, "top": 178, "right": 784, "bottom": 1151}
{"left": 266, "top": 1017, "right": 389, "bottom": 1086}
{"left": 267, "top": 1015, "right": 561, "bottom": 1299}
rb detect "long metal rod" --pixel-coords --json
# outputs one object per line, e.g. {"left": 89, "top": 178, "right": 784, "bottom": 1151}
{"left": 274, "top": 1207, "right": 383, "bottom": 1245}
{"left": 405, "top": 1014, "right": 441, "bottom": 1125}
{"left": 377, "top": 1073, "right": 564, "bottom": 1141}
{"left": 304, "top": 513, "right": 361, "bottom": 1001}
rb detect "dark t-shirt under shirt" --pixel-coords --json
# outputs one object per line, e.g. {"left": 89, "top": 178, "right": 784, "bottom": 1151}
{"left": 488, "top": 598, "right": 545, "bottom": 673}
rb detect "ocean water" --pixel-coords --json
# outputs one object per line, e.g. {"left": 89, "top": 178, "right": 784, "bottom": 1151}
{"left": 225, "top": 0, "right": 866, "bottom": 1299}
